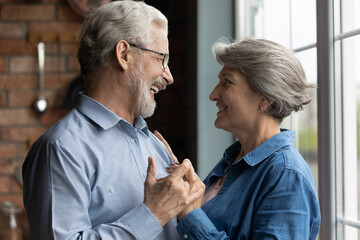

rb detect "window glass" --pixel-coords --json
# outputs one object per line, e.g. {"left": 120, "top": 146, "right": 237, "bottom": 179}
{"left": 291, "top": 0, "right": 316, "bottom": 49}
{"left": 248, "top": 0, "right": 291, "bottom": 47}
{"left": 293, "top": 49, "right": 318, "bottom": 187}
{"left": 334, "top": 34, "right": 360, "bottom": 239}
{"left": 341, "top": 0, "right": 360, "bottom": 33}
{"left": 342, "top": 34, "right": 360, "bottom": 220}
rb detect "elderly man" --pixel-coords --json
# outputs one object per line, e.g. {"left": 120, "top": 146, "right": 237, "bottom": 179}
{"left": 22, "top": 1, "right": 203, "bottom": 239}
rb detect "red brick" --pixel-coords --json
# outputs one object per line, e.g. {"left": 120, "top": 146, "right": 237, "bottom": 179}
{"left": 40, "top": 107, "right": 68, "bottom": 125}
{"left": 0, "top": 176, "right": 11, "bottom": 193}
{"left": 38, "top": 43, "right": 78, "bottom": 55}
{"left": 45, "top": 72, "right": 78, "bottom": 89}
{"left": 0, "top": 144, "right": 18, "bottom": 158}
{"left": 58, "top": 5, "right": 83, "bottom": 21}
{"left": 0, "top": 22, "right": 27, "bottom": 38}
{"left": 8, "top": 91, "right": 35, "bottom": 107}
{"left": 11, "top": 177, "right": 22, "bottom": 194}
{"left": 0, "top": 195, "right": 24, "bottom": 210}
{"left": 0, "top": 74, "right": 36, "bottom": 90}
{"left": 0, "top": 160, "right": 21, "bottom": 175}
{"left": 59, "top": 43, "right": 79, "bottom": 55}
{"left": 1, "top": 5, "right": 55, "bottom": 21}
{"left": 10, "top": 56, "right": 66, "bottom": 73}
{"left": 46, "top": 89, "right": 66, "bottom": 107}
{"left": 68, "top": 56, "right": 80, "bottom": 71}
{"left": 0, "top": 57, "right": 7, "bottom": 72}
{"left": 29, "top": 22, "right": 81, "bottom": 33}
{"left": 0, "top": 40, "right": 37, "bottom": 55}
{"left": 9, "top": 57, "right": 35, "bottom": 74}
{"left": 8, "top": 89, "right": 66, "bottom": 108}
{"left": 0, "top": 109, "right": 38, "bottom": 126}
{"left": 0, "top": 92, "right": 4, "bottom": 107}
{"left": 0, "top": 126, "right": 48, "bottom": 141}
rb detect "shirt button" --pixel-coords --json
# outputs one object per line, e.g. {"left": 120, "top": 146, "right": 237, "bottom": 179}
{"left": 130, "top": 139, "right": 135, "bottom": 143}
{"left": 109, "top": 187, "right": 114, "bottom": 193}
{"left": 183, "top": 233, "right": 189, "bottom": 239}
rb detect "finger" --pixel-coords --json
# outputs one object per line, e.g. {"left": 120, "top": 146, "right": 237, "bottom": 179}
{"left": 187, "top": 166, "right": 197, "bottom": 183}
{"left": 186, "top": 187, "right": 205, "bottom": 204}
{"left": 146, "top": 156, "right": 157, "bottom": 185}
{"left": 154, "top": 130, "right": 179, "bottom": 164}
{"left": 169, "top": 158, "right": 192, "bottom": 179}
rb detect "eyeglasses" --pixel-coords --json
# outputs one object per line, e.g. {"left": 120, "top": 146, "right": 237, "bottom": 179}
{"left": 129, "top": 43, "right": 169, "bottom": 69}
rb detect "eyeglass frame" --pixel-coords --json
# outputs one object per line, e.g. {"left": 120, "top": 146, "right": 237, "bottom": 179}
{"left": 129, "top": 43, "right": 169, "bottom": 69}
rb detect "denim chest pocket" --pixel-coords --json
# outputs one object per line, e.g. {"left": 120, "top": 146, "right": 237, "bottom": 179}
{"left": 90, "top": 180, "right": 142, "bottom": 225}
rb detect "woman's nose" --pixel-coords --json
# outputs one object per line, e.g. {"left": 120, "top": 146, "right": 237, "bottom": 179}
{"left": 209, "top": 85, "right": 219, "bottom": 101}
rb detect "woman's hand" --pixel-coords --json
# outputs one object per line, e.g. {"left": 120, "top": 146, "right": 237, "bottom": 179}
{"left": 154, "top": 130, "right": 178, "bottom": 164}
{"left": 177, "top": 164, "right": 205, "bottom": 221}
{"left": 154, "top": 130, "right": 206, "bottom": 221}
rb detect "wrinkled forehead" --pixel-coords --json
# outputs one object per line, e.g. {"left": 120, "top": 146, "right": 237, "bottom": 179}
{"left": 147, "top": 23, "right": 169, "bottom": 51}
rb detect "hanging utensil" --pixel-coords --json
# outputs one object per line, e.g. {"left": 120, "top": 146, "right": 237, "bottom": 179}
{"left": 34, "top": 42, "right": 48, "bottom": 114}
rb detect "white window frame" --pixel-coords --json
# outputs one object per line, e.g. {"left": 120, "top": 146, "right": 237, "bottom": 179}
{"left": 234, "top": 0, "right": 360, "bottom": 239}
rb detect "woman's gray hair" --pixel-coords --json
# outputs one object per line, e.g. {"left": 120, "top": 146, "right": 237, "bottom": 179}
{"left": 212, "top": 38, "right": 314, "bottom": 122}
{"left": 77, "top": 0, "right": 168, "bottom": 82}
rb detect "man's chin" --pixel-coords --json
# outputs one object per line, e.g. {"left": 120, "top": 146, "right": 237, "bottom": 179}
{"left": 140, "top": 102, "right": 156, "bottom": 119}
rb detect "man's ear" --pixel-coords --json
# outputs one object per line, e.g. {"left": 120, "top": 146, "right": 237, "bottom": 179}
{"left": 115, "top": 40, "right": 131, "bottom": 70}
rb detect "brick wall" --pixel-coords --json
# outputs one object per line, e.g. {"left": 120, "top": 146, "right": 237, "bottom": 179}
{"left": 0, "top": 0, "right": 85, "bottom": 210}
{"left": 0, "top": 0, "right": 194, "bottom": 213}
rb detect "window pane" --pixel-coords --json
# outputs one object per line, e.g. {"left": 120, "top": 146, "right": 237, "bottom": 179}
{"left": 295, "top": 48, "right": 318, "bottom": 188}
{"left": 341, "top": 0, "right": 360, "bottom": 33}
{"left": 337, "top": 222, "right": 360, "bottom": 240}
{"left": 335, "top": 35, "right": 360, "bottom": 239}
{"left": 282, "top": 48, "right": 318, "bottom": 189}
{"left": 247, "top": 0, "right": 291, "bottom": 47}
{"left": 291, "top": 0, "right": 316, "bottom": 49}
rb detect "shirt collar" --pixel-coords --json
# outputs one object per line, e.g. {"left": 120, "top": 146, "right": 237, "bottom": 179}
{"left": 75, "top": 93, "right": 149, "bottom": 136}
{"left": 223, "top": 129, "right": 295, "bottom": 168}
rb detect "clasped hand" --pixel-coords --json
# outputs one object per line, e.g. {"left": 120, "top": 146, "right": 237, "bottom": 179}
{"left": 143, "top": 131, "right": 205, "bottom": 226}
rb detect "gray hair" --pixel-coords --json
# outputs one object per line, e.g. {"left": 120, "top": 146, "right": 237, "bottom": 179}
{"left": 212, "top": 38, "right": 314, "bottom": 122}
{"left": 77, "top": 0, "right": 168, "bottom": 82}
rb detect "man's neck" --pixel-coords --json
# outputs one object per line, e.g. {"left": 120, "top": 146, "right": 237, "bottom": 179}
{"left": 84, "top": 70, "right": 139, "bottom": 125}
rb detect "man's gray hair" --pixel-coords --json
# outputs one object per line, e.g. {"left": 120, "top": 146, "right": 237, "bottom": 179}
{"left": 212, "top": 38, "right": 314, "bottom": 122}
{"left": 77, "top": 0, "right": 168, "bottom": 82}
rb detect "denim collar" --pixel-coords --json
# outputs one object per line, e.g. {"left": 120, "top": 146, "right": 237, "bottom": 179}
{"left": 221, "top": 129, "right": 295, "bottom": 173}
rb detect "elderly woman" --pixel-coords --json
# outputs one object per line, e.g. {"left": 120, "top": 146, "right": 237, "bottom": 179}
{"left": 158, "top": 38, "right": 321, "bottom": 239}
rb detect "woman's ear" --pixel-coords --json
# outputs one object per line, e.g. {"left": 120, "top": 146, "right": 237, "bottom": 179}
{"left": 115, "top": 40, "right": 131, "bottom": 70}
{"left": 259, "top": 96, "right": 274, "bottom": 111}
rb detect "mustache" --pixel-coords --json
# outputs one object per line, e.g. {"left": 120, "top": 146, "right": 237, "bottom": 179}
{"left": 152, "top": 77, "right": 167, "bottom": 91}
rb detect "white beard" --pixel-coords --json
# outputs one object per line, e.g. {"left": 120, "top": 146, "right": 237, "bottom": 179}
{"left": 130, "top": 63, "right": 157, "bottom": 119}
{"left": 138, "top": 78, "right": 157, "bottom": 118}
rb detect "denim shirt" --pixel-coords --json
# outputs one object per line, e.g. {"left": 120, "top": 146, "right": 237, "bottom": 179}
{"left": 177, "top": 129, "right": 321, "bottom": 240}
{"left": 23, "top": 93, "right": 180, "bottom": 240}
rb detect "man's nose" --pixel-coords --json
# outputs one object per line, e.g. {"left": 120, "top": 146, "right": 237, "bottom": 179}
{"left": 162, "top": 66, "right": 174, "bottom": 85}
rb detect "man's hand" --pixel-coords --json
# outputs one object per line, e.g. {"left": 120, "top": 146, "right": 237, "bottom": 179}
{"left": 144, "top": 157, "right": 204, "bottom": 226}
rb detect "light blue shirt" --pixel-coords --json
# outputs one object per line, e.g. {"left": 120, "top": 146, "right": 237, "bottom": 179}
{"left": 23, "top": 93, "right": 180, "bottom": 240}
{"left": 177, "top": 129, "right": 321, "bottom": 239}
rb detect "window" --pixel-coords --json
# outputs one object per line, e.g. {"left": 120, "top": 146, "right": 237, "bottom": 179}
{"left": 235, "top": 0, "right": 318, "bottom": 187}
{"left": 235, "top": 0, "right": 360, "bottom": 239}
{"left": 334, "top": 0, "right": 360, "bottom": 239}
